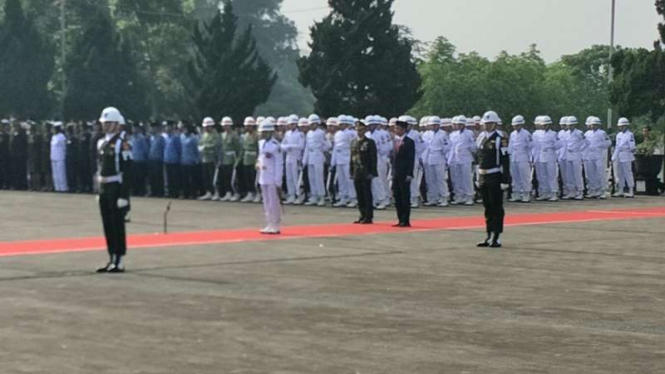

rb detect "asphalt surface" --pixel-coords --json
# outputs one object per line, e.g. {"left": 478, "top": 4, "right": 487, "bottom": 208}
{"left": 0, "top": 191, "right": 664, "bottom": 374}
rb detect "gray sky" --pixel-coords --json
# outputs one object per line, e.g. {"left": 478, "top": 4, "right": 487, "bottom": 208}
{"left": 282, "top": 0, "right": 662, "bottom": 62}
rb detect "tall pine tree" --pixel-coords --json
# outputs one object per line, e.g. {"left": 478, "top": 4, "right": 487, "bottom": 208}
{"left": 63, "top": 3, "right": 148, "bottom": 120}
{"left": 298, "top": 0, "right": 421, "bottom": 118}
{"left": 185, "top": 1, "right": 277, "bottom": 121}
{"left": 0, "top": 0, "right": 54, "bottom": 118}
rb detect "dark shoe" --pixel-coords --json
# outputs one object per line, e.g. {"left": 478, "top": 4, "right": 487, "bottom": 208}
{"left": 477, "top": 241, "right": 490, "bottom": 248}
{"left": 399, "top": 223, "right": 411, "bottom": 228}
{"left": 489, "top": 241, "right": 502, "bottom": 248}
{"left": 107, "top": 265, "right": 125, "bottom": 273}
{"left": 96, "top": 263, "right": 113, "bottom": 273}
{"left": 353, "top": 218, "right": 366, "bottom": 224}
{"left": 392, "top": 223, "right": 401, "bottom": 227}
{"left": 361, "top": 220, "right": 373, "bottom": 224}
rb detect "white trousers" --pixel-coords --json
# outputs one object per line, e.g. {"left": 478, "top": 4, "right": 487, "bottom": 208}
{"left": 51, "top": 160, "right": 68, "bottom": 192}
{"left": 450, "top": 163, "right": 474, "bottom": 201}
{"left": 336, "top": 163, "right": 355, "bottom": 201}
{"left": 372, "top": 156, "right": 389, "bottom": 204}
{"left": 307, "top": 162, "right": 325, "bottom": 199}
{"left": 536, "top": 161, "right": 558, "bottom": 196}
{"left": 510, "top": 161, "right": 532, "bottom": 196}
{"left": 426, "top": 163, "right": 448, "bottom": 202}
{"left": 614, "top": 161, "right": 634, "bottom": 192}
{"left": 564, "top": 160, "right": 584, "bottom": 195}
{"left": 285, "top": 162, "right": 300, "bottom": 199}
{"left": 261, "top": 184, "right": 281, "bottom": 228}
{"left": 584, "top": 159, "right": 605, "bottom": 195}
{"left": 410, "top": 160, "right": 423, "bottom": 202}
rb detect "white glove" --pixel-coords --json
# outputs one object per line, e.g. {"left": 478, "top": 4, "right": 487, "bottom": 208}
{"left": 117, "top": 198, "right": 129, "bottom": 209}
{"left": 474, "top": 181, "right": 480, "bottom": 188}
{"left": 500, "top": 183, "right": 510, "bottom": 191}
{"left": 95, "top": 195, "right": 100, "bottom": 203}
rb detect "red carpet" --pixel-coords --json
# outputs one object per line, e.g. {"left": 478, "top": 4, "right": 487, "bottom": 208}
{"left": 1, "top": 206, "right": 664, "bottom": 257}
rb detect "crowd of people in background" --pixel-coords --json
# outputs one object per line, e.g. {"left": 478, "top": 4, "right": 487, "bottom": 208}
{"left": 0, "top": 113, "right": 659, "bottom": 207}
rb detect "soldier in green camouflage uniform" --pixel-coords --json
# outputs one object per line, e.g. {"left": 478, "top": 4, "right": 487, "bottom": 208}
{"left": 218, "top": 117, "right": 242, "bottom": 202}
{"left": 197, "top": 117, "right": 222, "bottom": 200}
{"left": 240, "top": 117, "right": 260, "bottom": 203}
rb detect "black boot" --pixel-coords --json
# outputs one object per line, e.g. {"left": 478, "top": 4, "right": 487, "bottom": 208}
{"left": 490, "top": 232, "right": 502, "bottom": 248}
{"left": 108, "top": 255, "right": 125, "bottom": 273}
{"left": 477, "top": 232, "right": 492, "bottom": 247}
{"left": 96, "top": 255, "right": 115, "bottom": 273}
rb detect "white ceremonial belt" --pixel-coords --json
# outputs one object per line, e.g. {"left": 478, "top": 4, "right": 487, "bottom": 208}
{"left": 99, "top": 175, "right": 122, "bottom": 184}
{"left": 478, "top": 168, "right": 501, "bottom": 175}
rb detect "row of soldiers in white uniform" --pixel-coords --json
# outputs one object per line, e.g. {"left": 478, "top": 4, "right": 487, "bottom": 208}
{"left": 200, "top": 112, "right": 636, "bottom": 207}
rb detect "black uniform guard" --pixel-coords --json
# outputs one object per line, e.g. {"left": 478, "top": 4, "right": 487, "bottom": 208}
{"left": 391, "top": 121, "right": 415, "bottom": 227}
{"left": 350, "top": 121, "right": 377, "bottom": 224}
{"left": 97, "top": 107, "right": 131, "bottom": 273}
{"left": 477, "top": 111, "right": 511, "bottom": 248}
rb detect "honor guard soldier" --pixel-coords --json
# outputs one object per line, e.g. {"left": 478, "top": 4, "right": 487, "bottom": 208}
{"left": 584, "top": 116, "right": 612, "bottom": 199}
{"left": 257, "top": 119, "right": 284, "bottom": 234}
{"left": 350, "top": 120, "right": 378, "bottom": 224}
{"left": 240, "top": 117, "right": 260, "bottom": 203}
{"left": 96, "top": 107, "right": 131, "bottom": 273}
{"left": 198, "top": 117, "right": 222, "bottom": 201}
{"left": 50, "top": 122, "right": 68, "bottom": 192}
{"left": 533, "top": 115, "right": 562, "bottom": 201}
{"left": 561, "top": 116, "right": 587, "bottom": 200}
{"left": 219, "top": 117, "right": 242, "bottom": 202}
{"left": 612, "top": 118, "right": 636, "bottom": 198}
{"left": 476, "top": 111, "right": 511, "bottom": 248}
{"left": 303, "top": 114, "right": 330, "bottom": 206}
{"left": 508, "top": 115, "right": 533, "bottom": 203}
{"left": 281, "top": 115, "right": 306, "bottom": 204}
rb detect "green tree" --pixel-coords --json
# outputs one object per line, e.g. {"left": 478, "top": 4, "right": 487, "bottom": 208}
{"left": 185, "top": 1, "right": 277, "bottom": 121}
{"left": 63, "top": 3, "right": 148, "bottom": 120}
{"left": 0, "top": 0, "right": 54, "bottom": 118}
{"left": 298, "top": 0, "right": 422, "bottom": 118}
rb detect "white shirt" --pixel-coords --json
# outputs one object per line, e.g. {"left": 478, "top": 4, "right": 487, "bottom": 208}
{"left": 331, "top": 128, "right": 354, "bottom": 166}
{"left": 509, "top": 128, "right": 533, "bottom": 163}
{"left": 563, "top": 129, "right": 587, "bottom": 162}
{"left": 447, "top": 128, "right": 477, "bottom": 165}
{"left": 426, "top": 129, "right": 450, "bottom": 165}
{"left": 303, "top": 128, "right": 330, "bottom": 165}
{"left": 612, "top": 129, "right": 636, "bottom": 163}
{"left": 50, "top": 133, "right": 67, "bottom": 162}
{"left": 584, "top": 129, "right": 612, "bottom": 161}
{"left": 281, "top": 129, "right": 305, "bottom": 163}
{"left": 532, "top": 129, "right": 561, "bottom": 163}
{"left": 259, "top": 138, "right": 284, "bottom": 185}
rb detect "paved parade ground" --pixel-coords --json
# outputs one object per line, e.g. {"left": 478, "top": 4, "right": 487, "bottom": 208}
{"left": 0, "top": 191, "right": 664, "bottom": 374}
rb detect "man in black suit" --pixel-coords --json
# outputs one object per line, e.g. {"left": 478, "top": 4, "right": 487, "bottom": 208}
{"left": 391, "top": 121, "right": 415, "bottom": 227}
{"left": 350, "top": 120, "right": 377, "bottom": 224}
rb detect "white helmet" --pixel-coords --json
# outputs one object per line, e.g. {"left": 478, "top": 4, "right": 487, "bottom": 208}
{"left": 389, "top": 117, "right": 397, "bottom": 127}
{"left": 567, "top": 116, "right": 579, "bottom": 126}
{"left": 427, "top": 116, "right": 442, "bottom": 126}
{"left": 441, "top": 118, "right": 453, "bottom": 127}
{"left": 327, "top": 117, "right": 339, "bottom": 127}
{"left": 287, "top": 114, "right": 299, "bottom": 125}
{"left": 243, "top": 116, "right": 256, "bottom": 126}
{"left": 454, "top": 115, "right": 468, "bottom": 126}
{"left": 481, "top": 111, "right": 500, "bottom": 125}
{"left": 202, "top": 117, "right": 215, "bottom": 127}
{"left": 617, "top": 117, "right": 630, "bottom": 127}
{"left": 473, "top": 116, "right": 482, "bottom": 125}
{"left": 308, "top": 114, "right": 321, "bottom": 125}
{"left": 277, "top": 116, "right": 288, "bottom": 126}
{"left": 258, "top": 119, "right": 275, "bottom": 133}
{"left": 298, "top": 118, "right": 309, "bottom": 127}
{"left": 541, "top": 115, "right": 553, "bottom": 126}
{"left": 221, "top": 117, "right": 233, "bottom": 126}
{"left": 511, "top": 115, "right": 525, "bottom": 126}
{"left": 99, "top": 107, "right": 123, "bottom": 123}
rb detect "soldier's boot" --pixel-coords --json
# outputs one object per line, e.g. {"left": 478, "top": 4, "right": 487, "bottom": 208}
{"left": 229, "top": 193, "right": 241, "bottom": 202}
{"left": 198, "top": 192, "right": 213, "bottom": 201}
{"left": 477, "top": 233, "right": 492, "bottom": 248}
{"left": 253, "top": 193, "right": 262, "bottom": 203}
{"left": 241, "top": 193, "right": 254, "bottom": 203}
{"left": 220, "top": 192, "right": 232, "bottom": 202}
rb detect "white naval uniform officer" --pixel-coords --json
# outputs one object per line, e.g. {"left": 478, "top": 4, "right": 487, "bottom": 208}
{"left": 612, "top": 117, "right": 636, "bottom": 198}
{"left": 50, "top": 121, "right": 68, "bottom": 192}
{"left": 584, "top": 116, "right": 612, "bottom": 198}
{"left": 448, "top": 115, "right": 477, "bottom": 205}
{"left": 557, "top": 117, "right": 570, "bottom": 197}
{"left": 258, "top": 119, "right": 284, "bottom": 234}
{"left": 423, "top": 116, "right": 451, "bottom": 207}
{"left": 562, "top": 116, "right": 587, "bottom": 200}
{"left": 366, "top": 115, "right": 392, "bottom": 210}
{"left": 303, "top": 114, "right": 330, "bottom": 206}
{"left": 508, "top": 115, "right": 533, "bottom": 203}
{"left": 532, "top": 115, "right": 562, "bottom": 201}
{"left": 331, "top": 115, "right": 357, "bottom": 207}
{"left": 281, "top": 114, "right": 305, "bottom": 204}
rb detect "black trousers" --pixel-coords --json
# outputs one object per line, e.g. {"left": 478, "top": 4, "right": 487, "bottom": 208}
{"left": 165, "top": 163, "right": 181, "bottom": 198}
{"left": 66, "top": 160, "right": 77, "bottom": 192}
{"left": 392, "top": 178, "right": 411, "bottom": 224}
{"left": 354, "top": 177, "right": 373, "bottom": 221}
{"left": 479, "top": 173, "right": 505, "bottom": 234}
{"left": 181, "top": 164, "right": 200, "bottom": 199}
{"left": 241, "top": 165, "right": 257, "bottom": 195}
{"left": 217, "top": 164, "right": 234, "bottom": 195}
{"left": 99, "top": 183, "right": 127, "bottom": 258}
{"left": 201, "top": 162, "right": 216, "bottom": 194}
{"left": 132, "top": 162, "right": 148, "bottom": 196}
{"left": 12, "top": 158, "right": 28, "bottom": 190}
{"left": 149, "top": 161, "right": 164, "bottom": 197}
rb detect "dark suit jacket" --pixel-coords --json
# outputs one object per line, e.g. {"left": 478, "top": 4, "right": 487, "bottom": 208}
{"left": 350, "top": 137, "right": 378, "bottom": 180}
{"left": 392, "top": 135, "right": 415, "bottom": 182}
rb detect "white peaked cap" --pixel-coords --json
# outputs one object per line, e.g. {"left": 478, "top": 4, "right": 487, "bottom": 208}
{"left": 99, "top": 107, "right": 123, "bottom": 123}
{"left": 480, "top": 111, "right": 500, "bottom": 125}
{"left": 512, "top": 115, "right": 525, "bottom": 126}
{"left": 258, "top": 119, "right": 275, "bottom": 132}
{"left": 202, "top": 117, "right": 215, "bottom": 127}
